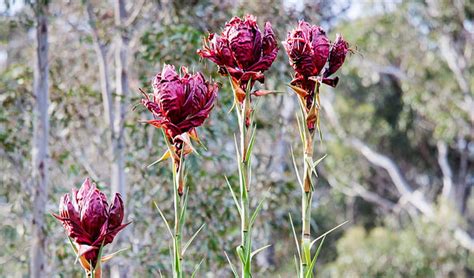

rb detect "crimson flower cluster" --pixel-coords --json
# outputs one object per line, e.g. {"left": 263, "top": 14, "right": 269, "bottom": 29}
{"left": 53, "top": 178, "right": 129, "bottom": 268}
{"left": 198, "top": 15, "right": 278, "bottom": 90}
{"left": 141, "top": 65, "right": 217, "bottom": 144}
{"left": 283, "top": 21, "right": 349, "bottom": 96}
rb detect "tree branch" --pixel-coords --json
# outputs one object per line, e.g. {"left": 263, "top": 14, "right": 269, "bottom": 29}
{"left": 348, "top": 137, "right": 435, "bottom": 218}
{"left": 436, "top": 141, "right": 454, "bottom": 199}
{"left": 85, "top": 1, "right": 115, "bottom": 138}
{"left": 125, "top": 0, "right": 146, "bottom": 27}
{"left": 327, "top": 176, "right": 397, "bottom": 212}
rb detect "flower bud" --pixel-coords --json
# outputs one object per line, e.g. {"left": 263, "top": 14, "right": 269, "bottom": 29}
{"left": 142, "top": 65, "right": 217, "bottom": 142}
{"left": 283, "top": 21, "right": 330, "bottom": 77}
{"left": 53, "top": 178, "right": 129, "bottom": 268}
{"left": 325, "top": 34, "right": 349, "bottom": 77}
{"left": 198, "top": 14, "right": 278, "bottom": 87}
{"left": 225, "top": 15, "right": 262, "bottom": 69}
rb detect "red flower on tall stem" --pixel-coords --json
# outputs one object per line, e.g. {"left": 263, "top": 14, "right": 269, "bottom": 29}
{"left": 141, "top": 65, "right": 217, "bottom": 194}
{"left": 283, "top": 20, "right": 350, "bottom": 131}
{"left": 198, "top": 14, "right": 278, "bottom": 92}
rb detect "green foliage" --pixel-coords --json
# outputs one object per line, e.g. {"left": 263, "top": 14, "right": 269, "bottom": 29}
{"left": 138, "top": 24, "right": 203, "bottom": 66}
{"left": 325, "top": 222, "right": 473, "bottom": 277}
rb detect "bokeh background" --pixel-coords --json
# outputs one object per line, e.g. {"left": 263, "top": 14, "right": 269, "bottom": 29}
{"left": 1, "top": 0, "right": 473, "bottom": 277}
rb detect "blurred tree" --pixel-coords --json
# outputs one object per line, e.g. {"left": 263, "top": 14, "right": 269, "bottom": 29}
{"left": 319, "top": 0, "right": 474, "bottom": 267}
{"left": 30, "top": 1, "right": 49, "bottom": 277}
{"left": 326, "top": 222, "right": 472, "bottom": 277}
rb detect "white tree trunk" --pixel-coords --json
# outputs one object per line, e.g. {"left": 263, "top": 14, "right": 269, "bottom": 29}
{"left": 111, "top": 0, "right": 129, "bottom": 277}
{"left": 112, "top": 0, "right": 128, "bottom": 198}
{"left": 30, "top": 2, "right": 49, "bottom": 277}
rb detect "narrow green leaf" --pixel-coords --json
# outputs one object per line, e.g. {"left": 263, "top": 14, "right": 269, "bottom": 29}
{"left": 249, "top": 187, "right": 271, "bottom": 228}
{"left": 101, "top": 247, "right": 130, "bottom": 263}
{"left": 305, "top": 236, "right": 326, "bottom": 278}
{"left": 68, "top": 236, "right": 78, "bottom": 254}
{"left": 168, "top": 244, "right": 174, "bottom": 271}
{"left": 147, "top": 150, "right": 171, "bottom": 168}
{"left": 191, "top": 259, "right": 204, "bottom": 278}
{"left": 233, "top": 134, "right": 241, "bottom": 163}
{"left": 174, "top": 237, "right": 181, "bottom": 274}
{"left": 250, "top": 244, "right": 271, "bottom": 260}
{"left": 309, "top": 220, "right": 348, "bottom": 249}
{"left": 317, "top": 117, "right": 323, "bottom": 142}
{"left": 154, "top": 201, "right": 174, "bottom": 239}
{"left": 294, "top": 255, "right": 300, "bottom": 277}
{"left": 291, "top": 147, "right": 304, "bottom": 191}
{"left": 161, "top": 129, "right": 175, "bottom": 156}
{"left": 295, "top": 112, "right": 305, "bottom": 144}
{"left": 182, "top": 224, "right": 205, "bottom": 256}
{"left": 94, "top": 241, "right": 105, "bottom": 270}
{"left": 236, "top": 245, "right": 245, "bottom": 263}
{"left": 224, "top": 251, "right": 239, "bottom": 278}
{"left": 225, "top": 176, "right": 242, "bottom": 215}
{"left": 289, "top": 213, "right": 301, "bottom": 262}
{"left": 179, "top": 188, "right": 189, "bottom": 231}
{"left": 245, "top": 124, "right": 257, "bottom": 162}
{"left": 245, "top": 77, "right": 253, "bottom": 97}
{"left": 305, "top": 156, "right": 316, "bottom": 177}
{"left": 90, "top": 260, "right": 95, "bottom": 277}
{"left": 228, "top": 99, "right": 237, "bottom": 114}
{"left": 311, "top": 154, "right": 327, "bottom": 175}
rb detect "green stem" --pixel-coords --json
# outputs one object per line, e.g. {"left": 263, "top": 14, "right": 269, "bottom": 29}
{"left": 300, "top": 83, "right": 320, "bottom": 278}
{"left": 173, "top": 157, "right": 184, "bottom": 278}
{"left": 301, "top": 146, "right": 314, "bottom": 277}
{"left": 237, "top": 92, "right": 252, "bottom": 278}
{"left": 301, "top": 190, "right": 312, "bottom": 277}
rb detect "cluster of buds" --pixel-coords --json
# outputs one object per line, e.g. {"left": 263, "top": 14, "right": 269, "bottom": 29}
{"left": 283, "top": 21, "right": 349, "bottom": 131}
{"left": 141, "top": 64, "right": 218, "bottom": 194}
{"left": 198, "top": 15, "right": 278, "bottom": 101}
{"left": 53, "top": 178, "right": 129, "bottom": 275}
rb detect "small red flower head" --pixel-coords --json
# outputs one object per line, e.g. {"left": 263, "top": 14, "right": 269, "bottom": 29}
{"left": 283, "top": 21, "right": 330, "bottom": 77}
{"left": 325, "top": 34, "right": 349, "bottom": 78}
{"left": 53, "top": 178, "right": 129, "bottom": 268}
{"left": 284, "top": 21, "right": 349, "bottom": 88}
{"left": 141, "top": 65, "right": 218, "bottom": 141}
{"left": 198, "top": 14, "right": 278, "bottom": 87}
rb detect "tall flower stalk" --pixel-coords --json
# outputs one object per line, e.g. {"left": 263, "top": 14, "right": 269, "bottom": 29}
{"left": 198, "top": 14, "right": 278, "bottom": 277}
{"left": 140, "top": 65, "right": 217, "bottom": 277}
{"left": 53, "top": 178, "right": 129, "bottom": 278}
{"left": 283, "top": 21, "right": 350, "bottom": 277}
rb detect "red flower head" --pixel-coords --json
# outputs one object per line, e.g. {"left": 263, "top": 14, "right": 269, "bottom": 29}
{"left": 284, "top": 21, "right": 349, "bottom": 89}
{"left": 284, "top": 21, "right": 349, "bottom": 132}
{"left": 283, "top": 21, "right": 330, "bottom": 78}
{"left": 325, "top": 34, "right": 349, "bottom": 79}
{"left": 53, "top": 178, "right": 129, "bottom": 269}
{"left": 141, "top": 65, "right": 218, "bottom": 142}
{"left": 198, "top": 14, "right": 278, "bottom": 88}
